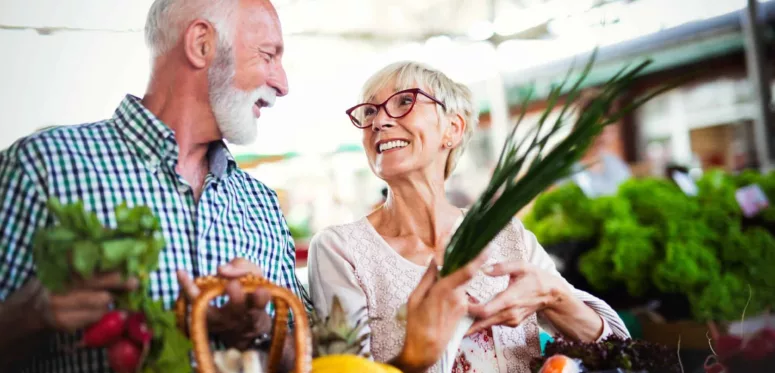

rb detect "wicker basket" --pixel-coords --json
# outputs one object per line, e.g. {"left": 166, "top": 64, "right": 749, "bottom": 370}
{"left": 174, "top": 275, "right": 312, "bottom": 373}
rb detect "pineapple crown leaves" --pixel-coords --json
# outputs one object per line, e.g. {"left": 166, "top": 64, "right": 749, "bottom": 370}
{"left": 310, "top": 295, "right": 373, "bottom": 358}
{"left": 440, "top": 49, "right": 680, "bottom": 277}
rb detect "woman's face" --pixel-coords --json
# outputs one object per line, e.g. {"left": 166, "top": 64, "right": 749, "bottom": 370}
{"left": 359, "top": 83, "right": 456, "bottom": 181}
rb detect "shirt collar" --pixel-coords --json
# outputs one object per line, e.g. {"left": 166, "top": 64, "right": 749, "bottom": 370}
{"left": 112, "top": 94, "right": 177, "bottom": 164}
{"left": 207, "top": 140, "right": 237, "bottom": 180}
{"left": 112, "top": 94, "right": 236, "bottom": 179}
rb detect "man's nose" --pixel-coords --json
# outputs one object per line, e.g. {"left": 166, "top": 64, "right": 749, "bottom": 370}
{"left": 269, "top": 63, "right": 289, "bottom": 97}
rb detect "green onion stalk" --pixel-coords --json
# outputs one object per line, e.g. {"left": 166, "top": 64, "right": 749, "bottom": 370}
{"left": 435, "top": 51, "right": 676, "bottom": 373}
{"left": 439, "top": 51, "right": 674, "bottom": 277}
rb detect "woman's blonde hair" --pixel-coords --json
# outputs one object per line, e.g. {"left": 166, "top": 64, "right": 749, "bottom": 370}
{"left": 359, "top": 61, "right": 478, "bottom": 179}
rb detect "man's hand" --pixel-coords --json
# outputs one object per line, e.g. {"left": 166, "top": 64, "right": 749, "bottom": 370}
{"left": 391, "top": 251, "right": 490, "bottom": 373}
{"left": 45, "top": 272, "right": 138, "bottom": 333}
{"left": 177, "top": 258, "right": 272, "bottom": 350}
{"left": 0, "top": 272, "right": 137, "bottom": 367}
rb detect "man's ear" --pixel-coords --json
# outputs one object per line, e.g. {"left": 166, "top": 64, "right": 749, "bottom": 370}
{"left": 183, "top": 19, "right": 217, "bottom": 69}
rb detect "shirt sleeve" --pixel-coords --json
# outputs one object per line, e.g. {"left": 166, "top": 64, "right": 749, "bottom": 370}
{"left": 602, "top": 152, "right": 633, "bottom": 180}
{"left": 258, "top": 186, "right": 313, "bottom": 318}
{"left": 515, "top": 219, "right": 630, "bottom": 340}
{"left": 281, "top": 225, "right": 314, "bottom": 314}
{"left": 0, "top": 147, "right": 49, "bottom": 301}
{"left": 307, "top": 228, "right": 371, "bottom": 356}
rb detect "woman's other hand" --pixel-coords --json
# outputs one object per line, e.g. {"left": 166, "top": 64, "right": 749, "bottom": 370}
{"left": 466, "top": 261, "right": 568, "bottom": 334}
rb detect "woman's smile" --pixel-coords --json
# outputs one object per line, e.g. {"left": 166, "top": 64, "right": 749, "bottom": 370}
{"left": 376, "top": 139, "right": 412, "bottom": 154}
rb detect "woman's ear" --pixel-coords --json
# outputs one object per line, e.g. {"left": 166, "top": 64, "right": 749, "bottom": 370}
{"left": 444, "top": 113, "right": 467, "bottom": 147}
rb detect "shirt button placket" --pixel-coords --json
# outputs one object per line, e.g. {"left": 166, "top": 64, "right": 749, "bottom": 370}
{"left": 147, "top": 158, "right": 160, "bottom": 174}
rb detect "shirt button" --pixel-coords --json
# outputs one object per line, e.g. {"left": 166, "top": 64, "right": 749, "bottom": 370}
{"left": 147, "top": 160, "right": 160, "bottom": 174}
{"left": 177, "top": 184, "right": 190, "bottom": 194}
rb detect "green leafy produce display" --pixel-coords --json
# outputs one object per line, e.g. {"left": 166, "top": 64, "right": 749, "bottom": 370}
{"left": 523, "top": 183, "right": 599, "bottom": 246}
{"left": 524, "top": 169, "right": 775, "bottom": 321}
{"left": 33, "top": 198, "right": 191, "bottom": 373}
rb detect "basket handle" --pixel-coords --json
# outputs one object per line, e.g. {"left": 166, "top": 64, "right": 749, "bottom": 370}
{"left": 174, "top": 275, "right": 311, "bottom": 373}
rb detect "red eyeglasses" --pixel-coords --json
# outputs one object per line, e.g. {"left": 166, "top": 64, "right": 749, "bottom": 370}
{"left": 346, "top": 88, "right": 446, "bottom": 128}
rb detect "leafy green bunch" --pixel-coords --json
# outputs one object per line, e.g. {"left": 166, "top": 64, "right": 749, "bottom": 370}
{"left": 527, "top": 168, "right": 775, "bottom": 321}
{"left": 33, "top": 198, "right": 191, "bottom": 373}
{"left": 523, "top": 183, "right": 599, "bottom": 246}
{"left": 34, "top": 199, "right": 165, "bottom": 292}
{"left": 688, "top": 170, "right": 775, "bottom": 320}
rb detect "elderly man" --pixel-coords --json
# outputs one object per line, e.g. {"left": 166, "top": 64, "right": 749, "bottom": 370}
{"left": 0, "top": 1, "right": 486, "bottom": 372}
{"left": 0, "top": 0, "right": 300, "bottom": 371}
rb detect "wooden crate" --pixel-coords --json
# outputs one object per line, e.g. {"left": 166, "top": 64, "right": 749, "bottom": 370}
{"left": 637, "top": 315, "right": 725, "bottom": 350}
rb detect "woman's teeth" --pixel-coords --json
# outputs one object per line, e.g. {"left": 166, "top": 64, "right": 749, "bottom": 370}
{"left": 379, "top": 140, "right": 409, "bottom": 153}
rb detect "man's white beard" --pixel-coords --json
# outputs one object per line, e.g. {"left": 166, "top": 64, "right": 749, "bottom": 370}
{"left": 208, "top": 49, "right": 277, "bottom": 145}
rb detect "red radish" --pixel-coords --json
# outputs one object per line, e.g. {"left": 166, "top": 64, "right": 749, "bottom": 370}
{"left": 742, "top": 341, "right": 770, "bottom": 360}
{"left": 703, "top": 361, "right": 725, "bottom": 373}
{"left": 703, "top": 363, "right": 724, "bottom": 373}
{"left": 742, "top": 329, "right": 775, "bottom": 360}
{"left": 126, "top": 312, "right": 153, "bottom": 345}
{"left": 108, "top": 339, "right": 142, "bottom": 373}
{"left": 714, "top": 335, "right": 743, "bottom": 359}
{"left": 81, "top": 310, "right": 127, "bottom": 348}
{"left": 757, "top": 328, "right": 775, "bottom": 342}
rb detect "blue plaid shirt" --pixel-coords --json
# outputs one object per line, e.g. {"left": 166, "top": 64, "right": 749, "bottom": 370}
{"left": 0, "top": 94, "right": 308, "bottom": 373}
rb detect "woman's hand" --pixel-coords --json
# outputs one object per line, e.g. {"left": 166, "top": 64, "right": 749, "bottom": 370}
{"left": 469, "top": 260, "right": 607, "bottom": 341}
{"left": 466, "top": 260, "right": 570, "bottom": 335}
{"left": 390, "top": 252, "right": 489, "bottom": 373}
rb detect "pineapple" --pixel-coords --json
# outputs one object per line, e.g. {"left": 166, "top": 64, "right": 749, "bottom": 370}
{"left": 310, "top": 295, "right": 402, "bottom": 373}
{"left": 310, "top": 295, "right": 370, "bottom": 358}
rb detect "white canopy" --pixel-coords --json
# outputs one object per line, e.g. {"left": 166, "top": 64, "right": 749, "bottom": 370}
{"left": 0, "top": 0, "right": 748, "bottom": 154}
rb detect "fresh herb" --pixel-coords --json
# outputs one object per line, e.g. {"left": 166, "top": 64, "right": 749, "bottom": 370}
{"left": 33, "top": 198, "right": 191, "bottom": 372}
{"left": 440, "top": 51, "right": 672, "bottom": 276}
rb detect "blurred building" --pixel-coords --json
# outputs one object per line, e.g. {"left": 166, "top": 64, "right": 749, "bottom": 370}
{"left": 474, "top": 0, "right": 775, "bottom": 178}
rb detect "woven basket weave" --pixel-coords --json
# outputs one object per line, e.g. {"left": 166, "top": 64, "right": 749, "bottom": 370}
{"left": 174, "top": 275, "right": 312, "bottom": 372}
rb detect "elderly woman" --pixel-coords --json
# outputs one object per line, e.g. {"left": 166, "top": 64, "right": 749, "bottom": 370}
{"left": 308, "top": 61, "right": 629, "bottom": 373}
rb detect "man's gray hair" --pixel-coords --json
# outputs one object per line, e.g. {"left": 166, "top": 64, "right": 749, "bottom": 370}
{"left": 144, "top": 0, "right": 239, "bottom": 57}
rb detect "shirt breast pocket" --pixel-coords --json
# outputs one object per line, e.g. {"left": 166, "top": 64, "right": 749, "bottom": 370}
{"left": 222, "top": 192, "right": 290, "bottom": 281}
{"left": 234, "top": 245, "right": 263, "bottom": 270}
{"left": 230, "top": 223, "right": 287, "bottom": 278}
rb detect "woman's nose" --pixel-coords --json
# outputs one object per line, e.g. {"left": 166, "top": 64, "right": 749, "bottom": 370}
{"left": 372, "top": 108, "right": 394, "bottom": 131}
